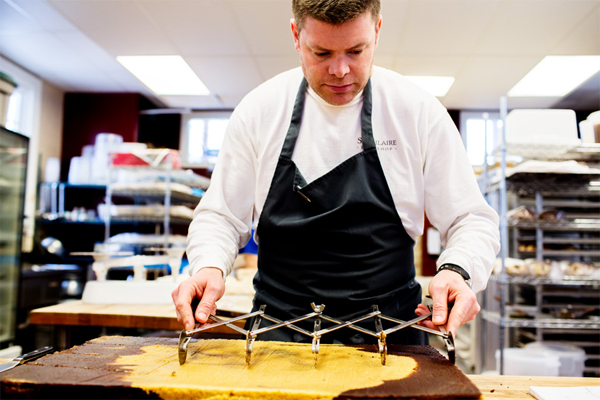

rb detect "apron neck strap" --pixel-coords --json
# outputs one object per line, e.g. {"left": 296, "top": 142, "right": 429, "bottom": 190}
{"left": 360, "top": 78, "right": 375, "bottom": 150}
{"left": 280, "top": 77, "right": 375, "bottom": 159}
{"left": 280, "top": 79, "right": 308, "bottom": 158}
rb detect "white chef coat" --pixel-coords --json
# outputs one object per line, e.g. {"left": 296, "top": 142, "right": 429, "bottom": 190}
{"left": 186, "top": 66, "right": 500, "bottom": 293}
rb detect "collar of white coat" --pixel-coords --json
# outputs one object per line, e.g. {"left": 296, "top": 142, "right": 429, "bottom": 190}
{"left": 306, "top": 82, "right": 365, "bottom": 108}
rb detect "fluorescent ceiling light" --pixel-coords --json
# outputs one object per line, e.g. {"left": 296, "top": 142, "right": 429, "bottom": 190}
{"left": 117, "top": 55, "right": 210, "bottom": 96}
{"left": 508, "top": 56, "right": 600, "bottom": 97}
{"left": 405, "top": 76, "right": 455, "bottom": 97}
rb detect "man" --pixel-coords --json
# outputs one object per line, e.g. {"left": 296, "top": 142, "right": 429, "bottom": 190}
{"left": 172, "top": 0, "right": 500, "bottom": 344}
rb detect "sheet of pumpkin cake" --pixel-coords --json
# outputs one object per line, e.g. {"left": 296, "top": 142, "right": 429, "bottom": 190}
{"left": 0, "top": 336, "right": 481, "bottom": 399}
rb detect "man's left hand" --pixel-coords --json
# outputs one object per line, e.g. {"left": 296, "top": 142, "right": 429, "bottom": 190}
{"left": 414, "top": 270, "right": 480, "bottom": 338}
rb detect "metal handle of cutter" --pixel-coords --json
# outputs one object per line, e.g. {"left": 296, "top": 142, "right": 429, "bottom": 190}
{"left": 438, "top": 324, "right": 456, "bottom": 364}
{"left": 313, "top": 310, "right": 381, "bottom": 338}
{"left": 179, "top": 300, "right": 265, "bottom": 365}
{"left": 425, "top": 297, "right": 456, "bottom": 364}
{"left": 184, "top": 310, "right": 264, "bottom": 336}
{"left": 254, "top": 311, "right": 321, "bottom": 337}
{"left": 179, "top": 304, "right": 327, "bottom": 366}
{"left": 179, "top": 301, "right": 457, "bottom": 366}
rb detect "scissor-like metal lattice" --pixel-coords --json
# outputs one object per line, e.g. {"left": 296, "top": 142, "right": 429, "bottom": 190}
{"left": 178, "top": 303, "right": 455, "bottom": 366}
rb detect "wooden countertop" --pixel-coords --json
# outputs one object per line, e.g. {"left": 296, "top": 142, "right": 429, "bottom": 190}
{"left": 468, "top": 375, "right": 599, "bottom": 399}
{"left": 29, "top": 300, "right": 245, "bottom": 332}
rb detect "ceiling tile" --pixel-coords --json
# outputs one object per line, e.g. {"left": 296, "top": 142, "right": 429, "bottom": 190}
{"left": 5, "top": 0, "right": 76, "bottom": 32}
{"left": 441, "top": 56, "right": 546, "bottom": 109}
{"left": 391, "top": 56, "right": 468, "bottom": 76}
{"left": 0, "top": 0, "right": 41, "bottom": 34}
{"left": 397, "top": 0, "right": 503, "bottom": 56}
{"left": 377, "top": 0, "right": 412, "bottom": 56}
{"left": 214, "top": 93, "right": 247, "bottom": 108}
{"left": 184, "top": 55, "right": 263, "bottom": 100}
{"left": 160, "top": 94, "right": 224, "bottom": 109}
{"left": 475, "top": 0, "right": 599, "bottom": 55}
{"left": 48, "top": 0, "right": 177, "bottom": 55}
{"left": 373, "top": 55, "right": 396, "bottom": 70}
{"left": 3, "top": 0, "right": 599, "bottom": 111}
{"left": 228, "top": 0, "right": 295, "bottom": 56}
{"left": 253, "top": 55, "right": 300, "bottom": 82}
{"left": 553, "top": 71, "right": 600, "bottom": 110}
{"left": 550, "top": 3, "right": 600, "bottom": 54}
{"left": 140, "top": 0, "right": 251, "bottom": 56}
{"left": 0, "top": 31, "right": 100, "bottom": 91}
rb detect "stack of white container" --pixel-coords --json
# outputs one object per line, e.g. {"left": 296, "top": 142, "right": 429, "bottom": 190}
{"left": 496, "top": 342, "right": 586, "bottom": 377}
{"left": 68, "top": 133, "right": 147, "bottom": 185}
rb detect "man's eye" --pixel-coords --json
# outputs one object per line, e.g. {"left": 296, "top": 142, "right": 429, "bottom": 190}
{"left": 315, "top": 52, "right": 330, "bottom": 57}
{"left": 351, "top": 50, "right": 363, "bottom": 55}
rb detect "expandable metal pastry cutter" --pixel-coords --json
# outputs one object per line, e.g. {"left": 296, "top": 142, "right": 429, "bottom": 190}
{"left": 178, "top": 303, "right": 455, "bottom": 366}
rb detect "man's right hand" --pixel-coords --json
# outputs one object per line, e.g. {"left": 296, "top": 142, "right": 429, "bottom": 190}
{"left": 172, "top": 267, "right": 225, "bottom": 331}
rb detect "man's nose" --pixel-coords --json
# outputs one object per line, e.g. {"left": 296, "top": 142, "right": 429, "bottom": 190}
{"left": 328, "top": 55, "right": 350, "bottom": 78}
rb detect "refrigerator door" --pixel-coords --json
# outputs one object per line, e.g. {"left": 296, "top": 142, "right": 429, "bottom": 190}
{"left": 0, "top": 127, "right": 29, "bottom": 344}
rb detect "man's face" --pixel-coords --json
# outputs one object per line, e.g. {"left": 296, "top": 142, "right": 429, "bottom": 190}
{"left": 291, "top": 13, "right": 381, "bottom": 106}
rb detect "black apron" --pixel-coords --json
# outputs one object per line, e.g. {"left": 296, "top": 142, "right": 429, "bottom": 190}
{"left": 248, "top": 78, "right": 427, "bottom": 345}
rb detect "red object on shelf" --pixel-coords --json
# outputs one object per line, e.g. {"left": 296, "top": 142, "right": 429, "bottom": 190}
{"left": 111, "top": 149, "right": 182, "bottom": 169}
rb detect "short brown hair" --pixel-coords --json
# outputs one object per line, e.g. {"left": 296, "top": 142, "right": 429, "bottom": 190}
{"left": 292, "top": 0, "right": 381, "bottom": 33}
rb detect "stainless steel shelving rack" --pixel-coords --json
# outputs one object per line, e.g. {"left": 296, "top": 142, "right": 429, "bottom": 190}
{"left": 482, "top": 274, "right": 600, "bottom": 330}
{"left": 478, "top": 103, "right": 600, "bottom": 376}
{"left": 103, "top": 150, "right": 209, "bottom": 253}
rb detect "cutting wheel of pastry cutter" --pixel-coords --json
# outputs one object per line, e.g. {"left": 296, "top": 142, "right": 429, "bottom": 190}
{"left": 178, "top": 302, "right": 455, "bottom": 366}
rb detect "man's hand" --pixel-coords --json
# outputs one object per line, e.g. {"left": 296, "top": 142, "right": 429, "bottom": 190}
{"left": 171, "top": 267, "right": 225, "bottom": 331}
{"left": 414, "top": 270, "right": 480, "bottom": 337}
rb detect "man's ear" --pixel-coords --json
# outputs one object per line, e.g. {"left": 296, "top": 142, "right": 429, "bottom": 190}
{"left": 374, "top": 15, "right": 382, "bottom": 48}
{"left": 291, "top": 18, "right": 301, "bottom": 52}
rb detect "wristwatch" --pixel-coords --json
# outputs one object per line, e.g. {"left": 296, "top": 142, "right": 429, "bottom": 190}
{"left": 435, "top": 264, "right": 472, "bottom": 288}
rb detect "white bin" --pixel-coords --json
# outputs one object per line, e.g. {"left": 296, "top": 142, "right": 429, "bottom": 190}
{"left": 496, "top": 348, "right": 560, "bottom": 376}
{"left": 525, "top": 342, "right": 586, "bottom": 377}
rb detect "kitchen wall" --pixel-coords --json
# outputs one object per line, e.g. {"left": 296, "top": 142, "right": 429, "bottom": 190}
{"left": 39, "top": 82, "right": 64, "bottom": 181}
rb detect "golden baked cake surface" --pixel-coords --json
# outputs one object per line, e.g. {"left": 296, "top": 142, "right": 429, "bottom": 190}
{"left": 0, "top": 336, "right": 481, "bottom": 399}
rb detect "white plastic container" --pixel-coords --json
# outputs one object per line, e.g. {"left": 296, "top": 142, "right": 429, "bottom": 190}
{"left": 44, "top": 157, "right": 61, "bottom": 183}
{"left": 506, "top": 109, "right": 580, "bottom": 146}
{"left": 91, "top": 133, "right": 123, "bottom": 184}
{"left": 525, "top": 342, "right": 586, "bottom": 377}
{"left": 68, "top": 156, "right": 82, "bottom": 184}
{"left": 496, "top": 348, "right": 560, "bottom": 376}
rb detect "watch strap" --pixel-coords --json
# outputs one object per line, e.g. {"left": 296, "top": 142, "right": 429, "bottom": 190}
{"left": 435, "top": 264, "right": 472, "bottom": 287}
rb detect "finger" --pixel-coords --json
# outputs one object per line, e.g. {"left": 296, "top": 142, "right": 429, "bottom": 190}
{"left": 417, "top": 320, "right": 438, "bottom": 330}
{"left": 194, "top": 283, "right": 223, "bottom": 323}
{"left": 431, "top": 290, "right": 449, "bottom": 325}
{"left": 453, "top": 299, "right": 480, "bottom": 330}
{"left": 173, "top": 284, "right": 198, "bottom": 330}
{"left": 466, "top": 300, "right": 481, "bottom": 321}
{"left": 171, "top": 287, "right": 190, "bottom": 327}
{"left": 446, "top": 295, "right": 479, "bottom": 337}
{"left": 446, "top": 308, "right": 462, "bottom": 337}
{"left": 171, "top": 288, "right": 184, "bottom": 326}
{"left": 195, "top": 301, "right": 213, "bottom": 324}
{"left": 414, "top": 303, "right": 430, "bottom": 316}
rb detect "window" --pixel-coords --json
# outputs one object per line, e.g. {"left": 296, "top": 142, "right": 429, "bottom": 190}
{"left": 5, "top": 89, "right": 22, "bottom": 132}
{"left": 179, "top": 111, "right": 232, "bottom": 168}
{"left": 460, "top": 111, "right": 503, "bottom": 166}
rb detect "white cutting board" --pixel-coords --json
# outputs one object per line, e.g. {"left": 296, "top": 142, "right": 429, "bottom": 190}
{"left": 530, "top": 386, "right": 600, "bottom": 400}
